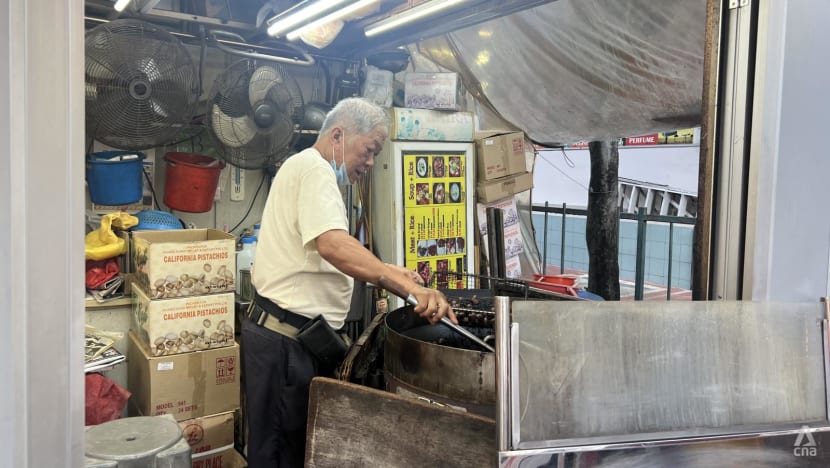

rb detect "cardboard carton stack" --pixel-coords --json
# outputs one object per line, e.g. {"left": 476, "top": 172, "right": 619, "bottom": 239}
{"left": 474, "top": 130, "right": 533, "bottom": 203}
{"left": 127, "top": 229, "right": 244, "bottom": 467}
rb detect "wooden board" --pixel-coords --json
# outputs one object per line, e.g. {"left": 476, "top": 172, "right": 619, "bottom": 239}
{"left": 306, "top": 377, "right": 497, "bottom": 467}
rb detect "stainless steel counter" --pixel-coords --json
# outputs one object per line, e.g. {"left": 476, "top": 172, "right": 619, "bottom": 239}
{"left": 496, "top": 299, "right": 830, "bottom": 466}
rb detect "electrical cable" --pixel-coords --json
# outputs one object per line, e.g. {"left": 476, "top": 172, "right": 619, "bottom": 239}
{"left": 228, "top": 171, "right": 266, "bottom": 233}
{"left": 198, "top": 25, "right": 207, "bottom": 98}
{"left": 560, "top": 147, "right": 576, "bottom": 168}
{"left": 537, "top": 150, "right": 589, "bottom": 191}
{"left": 142, "top": 166, "right": 162, "bottom": 211}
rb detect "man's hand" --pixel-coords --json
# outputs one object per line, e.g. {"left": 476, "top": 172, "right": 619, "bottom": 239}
{"left": 409, "top": 285, "right": 457, "bottom": 325}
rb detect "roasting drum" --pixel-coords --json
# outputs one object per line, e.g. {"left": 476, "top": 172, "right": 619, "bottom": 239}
{"left": 384, "top": 300, "right": 496, "bottom": 418}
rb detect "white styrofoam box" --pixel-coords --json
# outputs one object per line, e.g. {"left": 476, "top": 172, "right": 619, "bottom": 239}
{"left": 404, "top": 72, "right": 464, "bottom": 110}
{"left": 362, "top": 66, "right": 394, "bottom": 107}
{"left": 391, "top": 107, "right": 474, "bottom": 142}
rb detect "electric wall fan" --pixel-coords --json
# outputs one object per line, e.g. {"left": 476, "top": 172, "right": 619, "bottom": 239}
{"left": 207, "top": 59, "right": 305, "bottom": 170}
{"left": 85, "top": 19, "right": 199, "bottom": 151}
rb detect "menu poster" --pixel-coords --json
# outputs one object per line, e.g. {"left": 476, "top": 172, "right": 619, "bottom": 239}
{"left": 505, "top": 256, "right": 521, "bottom": 279}
{"left": 476, "top": 198, "right": 519, "bottom": 236}
{"left": 402, "top": 151, "right": 468, "bottom": 289}
{"left": 476, "top": 199, "right": 523, "bottom": 278}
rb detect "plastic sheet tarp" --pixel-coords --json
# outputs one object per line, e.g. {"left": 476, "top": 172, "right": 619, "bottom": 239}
{"left": 417, "top": 0, "right": 707, "bottom": 145}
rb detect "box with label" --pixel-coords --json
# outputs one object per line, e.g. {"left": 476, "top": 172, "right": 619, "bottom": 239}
{"left": 391, "top": 107, "right": 474, "bottom": 142}
{"left": 193, "top": 448, "right": 247, "bottom": 468}
{"left": 127, "top": 331, "right": 240, "bottom": 421}
{"left": 132, "top": 229, "right": 236, "bottom": 298}
{"left": 132, "top": 283, "right": 235, "bottom": 356}
{"left": 404, "top": 72, "right": 464, "bottom": 110}
{"left": 474, "top": 130, "right": 527, "bottom": 181}
{"left": 178, "top": 411, "right": 236, "bottom": 458}
{"left": 476, "top": 172, "right": 534, "bottom": 203}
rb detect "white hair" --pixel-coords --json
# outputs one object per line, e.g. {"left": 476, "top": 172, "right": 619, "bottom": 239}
{"left": 317, "top": 97, "right": 388, "bottom": 138}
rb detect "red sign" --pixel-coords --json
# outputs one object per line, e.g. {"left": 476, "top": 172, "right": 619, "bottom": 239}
{"left": 567, "top": 141, "right": 590, "bottom": 149}
{"left": 625, "top": 134, "right": 659, "bottom": 146}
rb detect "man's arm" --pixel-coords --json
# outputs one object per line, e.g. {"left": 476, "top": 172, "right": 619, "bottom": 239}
{"left": 316, "top": 229, "right": 455, "bottom": 324}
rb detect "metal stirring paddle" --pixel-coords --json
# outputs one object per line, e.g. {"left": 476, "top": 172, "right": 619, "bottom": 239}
{"left": 377, "top": 275, "right": 495, "bottom": 352}
{"left": 403, "top": 294, "right": 495, "bottom": 353}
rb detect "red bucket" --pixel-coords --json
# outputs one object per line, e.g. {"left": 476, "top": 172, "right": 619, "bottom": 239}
{"left": 163, "top": 152, "right": 226, "bottom": 213}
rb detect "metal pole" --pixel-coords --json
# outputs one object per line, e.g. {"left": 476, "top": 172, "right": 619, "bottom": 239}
{"left": 667, "top": 223, "right": 674, "bottom": 301}
{"left": 495, "top": 296, "right": 511, "bottom": 452}
{"left": 635, "top": 207, "right": 647, "bottom": 300}
{"left": 542, "top": 201, "right": 549, "bottom": 274}
{"left": 560, "top": 203, "right": 567, "bottom": 275}
{"left": 487, "top": 207, "right": 506, "bottom": 293}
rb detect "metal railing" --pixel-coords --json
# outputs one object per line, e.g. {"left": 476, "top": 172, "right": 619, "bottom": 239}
{"left": 533, "top": 203, "right": 696, "bottom": 300}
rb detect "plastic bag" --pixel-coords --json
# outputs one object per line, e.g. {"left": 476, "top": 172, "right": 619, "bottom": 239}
{"left": 85, "top": 373, "right": 131, "bottom": 425}
{"left": 85, "top": 212, "right": 138, "bottom": 260}
{"left": 85, "top": 258, "right": 120, "bottom": 289}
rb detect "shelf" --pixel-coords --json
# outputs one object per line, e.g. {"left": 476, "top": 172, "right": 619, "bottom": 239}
{"left": 85, "top": 297, "right": 133, "bottom": 310}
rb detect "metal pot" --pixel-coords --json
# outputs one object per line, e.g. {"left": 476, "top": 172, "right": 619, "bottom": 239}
{"left": 294, "top": 102, "right": 331, "bottom": 150}
{"left": 384, "top": 305, "right": 496, "bottom": 417}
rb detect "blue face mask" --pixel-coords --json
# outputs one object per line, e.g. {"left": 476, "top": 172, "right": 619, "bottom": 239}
{"left": 330, "top": 132, "right": 349, "bottom": 186}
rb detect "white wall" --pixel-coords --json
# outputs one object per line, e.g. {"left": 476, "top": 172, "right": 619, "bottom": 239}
{"left": 747, "top": 0, "right": 830, "bottom": 301}
{"left": 533, "top": 145, "right": 700, "bottom": 207}
{"left": 0, "top": 0, "right": 85, "bottom": 466}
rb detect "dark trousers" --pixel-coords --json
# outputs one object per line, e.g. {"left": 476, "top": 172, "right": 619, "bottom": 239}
{"left": 241, "top": 316, "right": 317, "bottom": 468}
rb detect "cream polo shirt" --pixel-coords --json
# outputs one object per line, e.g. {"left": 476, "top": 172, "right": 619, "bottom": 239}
{"left": 251, "top": 148, "right": 352, "bottom": 329}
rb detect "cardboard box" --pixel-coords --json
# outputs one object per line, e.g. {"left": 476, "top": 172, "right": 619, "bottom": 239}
{"left": 404, "top": 72, "right": 464, "bottom": 110}
{"left": 193, "top": 448, "right": 247, "bottom": 468}
{"left": 132, "top": 229, "right": 236, "bottom": 298}
{"left": 179, "top": 411, "right": 236, "bottom": 457}
{"left": 474, "top": 130, "right": 527, "bottom": 181}
{"left": 132, "top": 283, "right": 235, "bottom": 356}
{"left": 476, "top": 172, "right": 534, "bottom": 203}
{"left": 391, "top": 107, "right": 475, "bottom": 142}
{"left": 127, "top": 331, "right": 240, "bottom": 421}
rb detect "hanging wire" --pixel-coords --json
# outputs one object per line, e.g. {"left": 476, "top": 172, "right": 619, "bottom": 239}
{"left": 537, "top": 150, "right": 589, "bottom": 191}
{"left": 560, "top": 147, "right": 576, "bottom": 168}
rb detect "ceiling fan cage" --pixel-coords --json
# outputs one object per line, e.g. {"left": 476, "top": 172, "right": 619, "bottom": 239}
{"left": 207, "top": 59, "right": 305, "bottom": 170}
{"left": 85, "top": 19, "right": 199, "bottom": 151}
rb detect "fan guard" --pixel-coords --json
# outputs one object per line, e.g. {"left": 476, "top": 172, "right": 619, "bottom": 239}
{"left": 207, "top": 59, "right": 304, "bottom": 170}
{"left": 85, "top": 19, "right": 198, "bottom": 151}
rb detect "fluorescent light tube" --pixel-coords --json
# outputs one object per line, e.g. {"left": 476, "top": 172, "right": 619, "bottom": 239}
{"left": 364, "top": 0, "right": 467, "bottom": 37}
{"left": 267, "top": 0, "right": 353, "bottom": 37}
{"left": 286, "top": 0, "right": 379, "bottom": 41}
{"left": 113, "top": 0, "right": 132, "bottom": 12}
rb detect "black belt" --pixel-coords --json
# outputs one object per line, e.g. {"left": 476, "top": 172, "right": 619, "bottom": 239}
{"left": 250, "top": 292, "right": 312, "bottom": 330}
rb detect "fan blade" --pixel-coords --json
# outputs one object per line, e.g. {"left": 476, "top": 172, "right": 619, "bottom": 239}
{"left": 212, "top": 104, "right": 258, "bottom": 148}
{"left": 249, "top": 66, "right": 281, "bottom": 108}
{"left": 268, "top": 113, "right": 295, "bottom": 150}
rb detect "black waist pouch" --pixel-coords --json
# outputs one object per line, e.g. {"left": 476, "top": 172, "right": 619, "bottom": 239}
{"left": 296, "top": 315, "right": 349, "bottom": 372}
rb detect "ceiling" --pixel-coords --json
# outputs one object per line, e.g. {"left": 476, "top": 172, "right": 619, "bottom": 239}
{"left": 83, "top": 0, "right": 557, "bottom": 59}
{"left": 83, "top": 0, "right": 707, "bottom": 144}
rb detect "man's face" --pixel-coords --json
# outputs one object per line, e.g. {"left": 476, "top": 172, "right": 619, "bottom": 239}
{"left": 340, "top": 126, "right": 387, "bottom": 183}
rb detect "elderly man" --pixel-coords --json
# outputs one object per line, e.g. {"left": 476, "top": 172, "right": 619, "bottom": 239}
{"left": 242, "top": 97, "right": 455, "bottom": 467}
